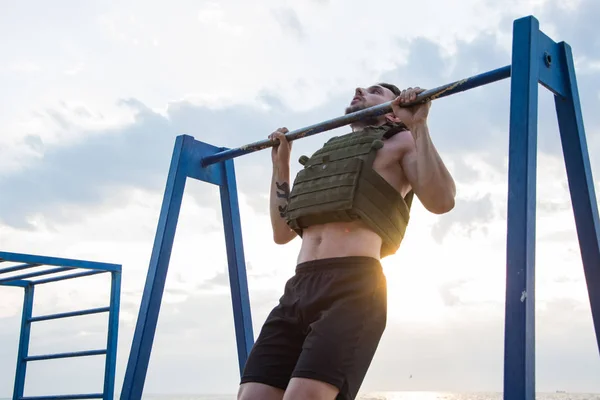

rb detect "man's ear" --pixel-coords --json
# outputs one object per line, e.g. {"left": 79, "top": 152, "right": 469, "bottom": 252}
{"left": 384, "top": 113, "right": 402, "bottom": 124}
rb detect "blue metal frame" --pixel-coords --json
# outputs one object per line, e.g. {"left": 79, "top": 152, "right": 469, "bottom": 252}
{"left": 120, "top": 14, "right": 600, "bottom": 400}
{"left": 0, "top": 251, "right": 122, "bottom": 400}
{"left": 120, "top": 136, "right": 254, "bottom": 400}
{"left": 503, "top": 16, "right": 600, "bottom": 400}
{"left": 503, "top": 17, "right": 540, "bottom": 400}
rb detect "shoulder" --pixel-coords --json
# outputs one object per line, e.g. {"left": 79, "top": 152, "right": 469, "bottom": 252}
{"left": 383, "top": 129, "right": 415, "bottom": 152}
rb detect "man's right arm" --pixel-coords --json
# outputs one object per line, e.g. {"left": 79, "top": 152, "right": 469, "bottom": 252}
{"left": 270, "top": 164, "right": 297, "bottom": 244}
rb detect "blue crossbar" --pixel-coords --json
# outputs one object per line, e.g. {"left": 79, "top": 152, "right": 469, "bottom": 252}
{"left": 29, "top": 307, "right": 110, "bottom": 323}
{"left": 25, "top": 349, "right": 107, "bottom": 362}
{"left": 0, "top": 263, "right": 41, "bottom": 275}
{"left": 32, "top": 270, "right": 106, "bottom": 285}
{"left": 0, "top": 267, "right": 74, "bottom": 284}
{"left": 0, "top": 251, "right": 121, "bottom": 272}
{"left": 20, "top": 394, "right": 103, "bottom": 400}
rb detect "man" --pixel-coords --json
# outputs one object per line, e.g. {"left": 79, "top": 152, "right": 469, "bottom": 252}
{"left": 237, "top": 85, "right": 456, "bottom": 400}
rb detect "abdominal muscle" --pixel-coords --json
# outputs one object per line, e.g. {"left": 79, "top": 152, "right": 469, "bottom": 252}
{"left": 296, "top": 220, "right": 382, "bottom": 264}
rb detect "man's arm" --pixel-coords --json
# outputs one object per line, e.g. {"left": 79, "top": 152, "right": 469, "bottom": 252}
{"left": 270, "top": 162, "right": 298, "bottom": 244}
{"left": 401, "top": 121, "right": 456, "bottom": 214}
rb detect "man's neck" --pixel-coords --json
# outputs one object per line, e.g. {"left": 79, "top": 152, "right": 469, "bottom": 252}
{"left": 351, "top": 118, "right": 396, "bottom": 132}
{"left": 351, "top": 120, "right": 387, "bottom": 132}
{"left": 350, "top": 120, "right": 409, "bottom": 138}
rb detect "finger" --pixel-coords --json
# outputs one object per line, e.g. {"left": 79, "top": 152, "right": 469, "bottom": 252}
{"left": 415, "top": 88, "right": 426, "bottom": 100}
{"left": 402, "top": 87, "right": 419, "bottom": 101}
{"left": 274, "top": 131, "right": 287, "bottom": 143}
{"left": 270, "top": 131, "right": 282, "bottom": 144}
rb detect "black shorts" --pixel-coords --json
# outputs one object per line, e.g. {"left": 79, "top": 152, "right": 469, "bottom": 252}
{"left": 240, "top": 256, "right": 387, "bottom": 400}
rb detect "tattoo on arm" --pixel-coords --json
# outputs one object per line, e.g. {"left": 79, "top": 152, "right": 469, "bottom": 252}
{"left": 278, "top": 204, "right": 287, "bottom": 217}
{"left": 276, "top": 182, "right": 290, "bottom": 217}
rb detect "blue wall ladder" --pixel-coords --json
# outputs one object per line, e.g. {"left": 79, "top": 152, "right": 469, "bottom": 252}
{"left": 112, "top": 14, "right": 599, "bottom": 400}
{"left": 0, "top": 251, "right": 121, "bottom": 400}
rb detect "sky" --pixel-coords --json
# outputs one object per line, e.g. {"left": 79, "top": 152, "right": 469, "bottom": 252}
{"left": 1, "top": 0, "right": 600, "bottom": 397}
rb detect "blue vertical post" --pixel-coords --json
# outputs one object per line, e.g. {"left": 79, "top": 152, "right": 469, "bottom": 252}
{"left": 13, "top": 284, "right": 34, "bottom": 400}
{"left": 219, "top": 158, "right": 254, "bottom": 374}
{"left": 121, "top": 136, "right": 256, "bottom": 399}
{"left": 504, "top": 16, "right": 539, "bottom": 400}
{"left": 554, "top": 42, "right": 600, "bottom": 353}
{"left": 104, "top": 271, "right": 122, "bottom": 400}
{"left": 120, "top": 136, "right": 190, "bottom": 400}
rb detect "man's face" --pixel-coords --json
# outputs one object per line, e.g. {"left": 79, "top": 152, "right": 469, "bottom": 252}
{"left": 345, "top": 84, "right": 397, "bottom": 115}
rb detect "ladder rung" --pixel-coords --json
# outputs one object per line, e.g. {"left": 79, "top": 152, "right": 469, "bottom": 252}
{"left": 32, "top": 270, "right": 106, "bottom": 285}
{"left": 25, "top": 349, "right": 106, "bottom": 361}
{"left": 20, "top": 393, "right": 103, "bottom": 400}
{"left": 0, "top": 262, "right": 41, "bottom": 275}
{"left": 0, "top": 266, "right": 74, "bottom": 284}
{"left": 29, "top": 307, "right": 110, "bottom": 322}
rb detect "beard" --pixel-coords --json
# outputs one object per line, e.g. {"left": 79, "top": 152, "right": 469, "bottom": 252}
{"left": 345, "top": 102, "right": 380, "bottom": 127}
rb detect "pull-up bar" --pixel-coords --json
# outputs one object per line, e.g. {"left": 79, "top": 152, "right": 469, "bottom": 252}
{"left": 200, "top": 64, "right": 512, "bottom": 167}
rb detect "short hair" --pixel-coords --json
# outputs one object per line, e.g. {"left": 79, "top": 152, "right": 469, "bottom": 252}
{"left": 377, "top": 82, "right": 401, "bottom": 97}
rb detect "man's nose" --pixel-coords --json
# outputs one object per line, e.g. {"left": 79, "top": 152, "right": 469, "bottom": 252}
{"left": 355, "top": 87, "right": 365, "bottom": 96}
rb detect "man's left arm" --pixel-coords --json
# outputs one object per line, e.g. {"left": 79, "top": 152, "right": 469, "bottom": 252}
{"left": 401, "top": 121, "right": 456, "bottom": 214}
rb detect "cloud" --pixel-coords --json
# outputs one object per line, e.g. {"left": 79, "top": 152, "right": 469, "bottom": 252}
{"left": 271, "top": 8, "right": 305, "bottom": 40}
{"left": 2, "top": 14, "right": 599, "bottom": 248}
{"left": 0, "top": 31, "right": 504, "bottom": 228}
{"left": 381, "top": 31, "right": 513, "bottom": 154}
{"left": 437, "top": 279, "right": 473, "bottom": 307}
{"left": 431, "top": 194, "right": 495, "bottom": 244}
{"left": 540, "top": 0, "right": 600, "bottom": 58}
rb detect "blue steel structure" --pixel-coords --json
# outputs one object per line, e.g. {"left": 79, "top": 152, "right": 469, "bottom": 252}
{"left": 120, "top": 15, "right": 600, "bottom": 400}
{"left": 0, "top": 251, "right": 122, "bottom": 400}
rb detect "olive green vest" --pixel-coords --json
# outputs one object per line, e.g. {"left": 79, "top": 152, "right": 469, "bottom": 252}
{"left": 285, "top": 122, "right": 414, "bottom": 258}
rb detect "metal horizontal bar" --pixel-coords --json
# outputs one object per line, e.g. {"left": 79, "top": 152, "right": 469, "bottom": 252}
{"left": 0, "top": 279, "right": 29, "bottom": 288}
{"left": 20, "top": 394, "right": 103, "bottom": 400}
{"left": 200, "top": 65, "right": 512, "bottom": 166}
{"left": 29, "top": 307, "right": 110, "bottom": 323}
{"left": 0, "top": 267, "right": 74, "bottom": 285}
{"left": 0, "top": 263, "right": 41, "bottom": 276}
{"left": 31, "top": 269, "right": 107, "bottom": 285}
{"left": 25, "top": 349, "right": 107, "bottom": 361}
{"left": 0, "top": 251, "right": 121, "bottom": 272}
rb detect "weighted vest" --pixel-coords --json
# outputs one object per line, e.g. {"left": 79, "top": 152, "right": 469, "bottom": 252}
{"left": 285, "top": 122, "right": 414, "bottom": 258}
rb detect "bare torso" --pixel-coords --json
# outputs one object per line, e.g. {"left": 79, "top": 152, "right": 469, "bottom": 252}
{"left": 296, "top": 130, "right": 414, "bottom": 264}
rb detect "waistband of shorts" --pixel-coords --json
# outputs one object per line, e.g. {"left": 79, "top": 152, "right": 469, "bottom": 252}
{"left": 295, "top": 256, "right": 381, "bottom": 273}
